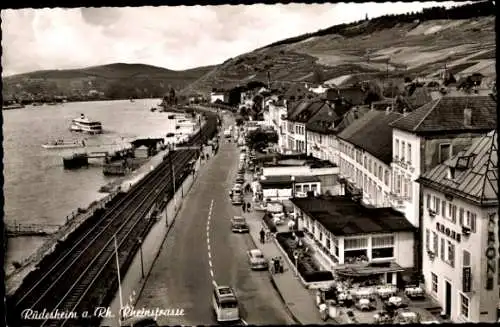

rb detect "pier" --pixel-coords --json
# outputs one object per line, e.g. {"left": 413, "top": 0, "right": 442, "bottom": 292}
{"left": 6, "top": 223, "right": 61, "bottom": 237}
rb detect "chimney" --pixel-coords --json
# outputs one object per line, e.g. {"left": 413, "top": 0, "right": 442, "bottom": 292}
{"left": 464, "top": 107, "right": 472, "bottom": 127}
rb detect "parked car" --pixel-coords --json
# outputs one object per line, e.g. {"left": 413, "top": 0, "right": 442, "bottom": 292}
{"left": 247, "top": 249, "right": 269, "bottom": 270}
{"left": 235, "top": 176, "right": 245, "bottom": 184}
{"left": 231, "top": 216, "right": 249, "bottom": 233}
{"left": 355, "top": 298, "right": 375, "bottom": 311}
{"left": 344, "top": 309, "right": 358, "bottom": 324}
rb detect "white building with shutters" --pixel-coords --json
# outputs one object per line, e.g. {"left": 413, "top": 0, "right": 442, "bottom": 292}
{"left": 418, "top": 131, "right": 499, "bottom": 323}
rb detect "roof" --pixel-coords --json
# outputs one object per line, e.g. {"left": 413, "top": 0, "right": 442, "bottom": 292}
{"left": 306, "top": 101, "right": 351, "bottom": 134}
{"left": 260, "top": 175, "right": 321, "bottom": 187}
{"left": 417, "top": 130, "right": 498, "bottom": 206}
{"left": 334, "top": 105, "right": 371, "bottom": 133}
{"left": 399, "top": 87, "right": 435, "bottom": 111}
{"left": 389, "top": 95, "right": 497, "bottom": 134}
{"left": 288, "top": 100, "right": 327, "bottom": 123}
{"left": 338, "top": 86, "right": 367, "bottom": 106}
{"left": 291, "top": 196, "right": 415, "bottom": 236}
{"left": 338, "top": 110, "right": 402, "bottom": 165}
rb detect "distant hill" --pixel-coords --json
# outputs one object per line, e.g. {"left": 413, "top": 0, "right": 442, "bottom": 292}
{"left": 2, "top": 63, "right": 216, "bottom": 101}
{"left": 182, "top": 1, "right": 496, "bottom": 95}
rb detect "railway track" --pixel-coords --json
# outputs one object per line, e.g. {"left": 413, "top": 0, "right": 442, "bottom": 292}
{"left": 9, "top": 111, "right": 219, "bottom": 327}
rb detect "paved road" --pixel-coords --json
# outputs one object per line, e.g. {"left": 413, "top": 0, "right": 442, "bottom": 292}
{"left": 135, "top": 115, "right": 294, "bottom": 325}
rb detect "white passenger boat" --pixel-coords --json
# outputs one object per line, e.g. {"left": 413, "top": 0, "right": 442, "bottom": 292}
{"left": 42, "top": 139, "right": 86, "bottom": 149}
{"left": 70, "top": 114, "right": 103, "bottom": 134}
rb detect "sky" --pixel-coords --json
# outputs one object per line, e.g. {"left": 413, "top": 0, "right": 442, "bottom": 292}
{"left": 2, "top": 2, "right": 467, "bottom": 76}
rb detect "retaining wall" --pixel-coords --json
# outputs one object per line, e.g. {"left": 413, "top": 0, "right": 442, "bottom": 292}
{"left": 100, "top": 157, "right": 202, "bottom": 327}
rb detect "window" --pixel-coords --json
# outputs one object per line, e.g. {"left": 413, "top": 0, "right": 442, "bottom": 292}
{"left": 463, "top": 250, "right": 471, "bottom": 267}
{"left": 401, "top": 142, "right": 406, "bottom": 161}
{"left": 431, "top": 273, "right": 438, "bottom": 293}
{"left": 311, "top": 184, "right": 318, "bottom": 194}
{"left": 407, "top": 144, "right": 412, "bottom": 164}
{"left": 344, "top": 237, "right": 368, "bottom": 249}
{"left": 459, "top": 208, "right": 465, "bottom": 225}
{"left": 459, "top": 293, "right": 470, "bottom": 319}
{"left": 441, "top": 200, "right": 447, "bottom": 217}
{"left": 451, "top": 205, "right": 457, "bottom": 223}
{"left": 447, "top": 240, "right": 455, "bottom": 267}
{"left": 319, "top": 232, "right": 323, "bottom": 241}
{"left": 384, "top": 170, "right": 389, "bottom": 186}
{"left": 371, "top": 235, "right": 395, "bottom": 259}
{"left": 464, "top": 211, "right": 477, "bottom": 232}
{"left": 364, "top": 157, "right": 367, "bottom": 168}
{"left": 433, "top": 232, "right": 438, "bottom": 254}
{"left": 440, "top": 238, "right": 445, "bottom": 260}
{"left": 433, "top": 196, "right": 441, "bottom": 213}
{"left": 395, "top": 139, "right": 399, "bottom": 158}
{"left": 426, "top": 194, "right": 431, "bottom": 209}
{"left": 344, "top": 237, "right": 368, "bottom": 263}
{"left": 439, "top": 143, "right": 451, "bottom": 163}
{"left": 378, "top": 166, "right": 382, "bottom": 181}
{"left": 448, "top": 203, "right": 452, "bottom": 219}
{"left": 425, "top": 229, "right": 431, "bottom": 250}
{"left": 333, "top": 238, "right": 339, "bottom": 257}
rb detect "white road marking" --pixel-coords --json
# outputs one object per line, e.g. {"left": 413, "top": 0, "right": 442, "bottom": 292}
{"left": 241, "top": 318, "right": 248, "bottom": 325}
{"left": 207, "top": 244, "right": 210, "bottom": 251}
{"left": 210, "top": 270, "right": 214, "bottom": 278}
{"left": 209, "top": 260, "right": 212, "bottom": 268}
{"left": 208, "top": 252, "right": 211, "bottom": 259}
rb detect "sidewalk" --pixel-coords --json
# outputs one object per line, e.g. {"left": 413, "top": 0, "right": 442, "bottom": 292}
{"left": 241, "top": 192, "right": 330, "bottom": 325}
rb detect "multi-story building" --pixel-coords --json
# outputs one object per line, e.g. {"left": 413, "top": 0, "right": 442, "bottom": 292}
{"left": 417, "top": 130, "right": 498, "bottom": 322}
{"left": 283, "top": 99, "right": 338, "bottom": 154}
{"left": 337, "top": 110, "right": 402, "bottom": 209}
{"left": 292, "top": 196, "right": 416, "bottom": 285}
{"left": 388, "top": 95, "right": 497, "bottom": 230}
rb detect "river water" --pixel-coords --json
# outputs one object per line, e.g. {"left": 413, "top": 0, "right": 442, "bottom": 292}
{"left": 3, "top": 99, "right": 179, "bottom": 266}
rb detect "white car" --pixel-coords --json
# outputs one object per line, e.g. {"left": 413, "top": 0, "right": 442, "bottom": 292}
{"left": 247, "top": 249, "right": 269, "bottom": 270}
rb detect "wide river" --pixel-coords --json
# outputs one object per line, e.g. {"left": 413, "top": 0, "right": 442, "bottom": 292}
{"left": 3, "top": 99, "right": 179, "bottom": 266}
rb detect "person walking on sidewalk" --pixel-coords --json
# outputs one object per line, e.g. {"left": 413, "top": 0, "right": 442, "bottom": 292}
{"left": 259, "top": 228, "right": 265, "bottom": 244}
{"left": 242, "top": 202, "right": 246, "bottom": 212}
{"left": 246, "top": 202, "right": 251, "bottom": 212}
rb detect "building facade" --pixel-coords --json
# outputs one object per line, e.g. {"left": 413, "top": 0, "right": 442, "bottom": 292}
{"left": 418, "top": 131, "right": 498, "bottom": 322}
{"left": 292, "top": 196, "right": 416, "bottom": 286}
{"left": 337, "top": 110, "right": 402, "bottom": 209}
{"left": 389, "top": 95, "right": 497, "bottom": 229}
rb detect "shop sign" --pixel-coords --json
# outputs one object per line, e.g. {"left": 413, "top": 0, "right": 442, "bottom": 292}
{"left": 436, "top": 222, "right": 461, "bottom": 243}
{"left": 462, "top": 267, "right": 471, "bottom": 293}
{"left": 485, "top": 212, "right": 498, "bottom": 290}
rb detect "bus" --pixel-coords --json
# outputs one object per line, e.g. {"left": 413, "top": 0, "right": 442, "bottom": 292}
{"left": 212, "top": 282, "right": 240, "bottom": 322}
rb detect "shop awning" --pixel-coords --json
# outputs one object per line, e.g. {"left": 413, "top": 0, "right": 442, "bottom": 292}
{"left": 335, "top": 262, "right": 404, "bottom": 277}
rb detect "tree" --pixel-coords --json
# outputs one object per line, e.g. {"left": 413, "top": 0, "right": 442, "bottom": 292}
{"left": 245, "top": 129, "right": 278, "bottom": 152}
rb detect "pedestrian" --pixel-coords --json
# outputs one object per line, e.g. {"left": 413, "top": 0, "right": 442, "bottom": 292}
{"left": 273, "top": 257, "right": 279, "bottom": 274}
{"left": 259, "top": 228, "right": 265, "bottom": 244}
{"left": 242, "top": 202, "right": 246, "bottom": 212}
{"left": 247, "top": 202, "right": 251, "bottom": 212}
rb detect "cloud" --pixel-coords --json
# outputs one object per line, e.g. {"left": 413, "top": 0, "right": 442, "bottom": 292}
{"left": 1, "top": 2, "right": 466, "bottom": 76}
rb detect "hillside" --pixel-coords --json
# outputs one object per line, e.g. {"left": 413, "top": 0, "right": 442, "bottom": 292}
{"left": 2, "top": 63, "right": 216, "bottom": 101}
{"left": 183, "top": 1, "right": 495, "bottom": 94}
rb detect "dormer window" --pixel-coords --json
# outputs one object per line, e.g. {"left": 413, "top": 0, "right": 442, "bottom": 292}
{"left": 447, "top": 167, "right": 455, "bottom": 180}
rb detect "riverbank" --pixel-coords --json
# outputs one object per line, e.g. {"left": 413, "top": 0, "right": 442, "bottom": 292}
{"left": 5, "top": 117, "right": 207, "bottom": 296}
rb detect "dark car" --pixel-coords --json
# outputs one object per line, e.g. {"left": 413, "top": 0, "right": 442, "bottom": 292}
{"left": 231, "top": 216, "right": 249, "bottom": 233}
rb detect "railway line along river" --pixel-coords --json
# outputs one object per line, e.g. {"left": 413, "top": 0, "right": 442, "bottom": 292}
{"left": 3, "top": 99, "right": 179, "bottom": 271}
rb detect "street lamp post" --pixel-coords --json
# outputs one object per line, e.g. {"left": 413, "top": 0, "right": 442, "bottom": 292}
{"left": 137, "top": 237, "right": 144, "bottom": 279}
{"left": 291, "top": 176, "right": 296, "bottom": 198}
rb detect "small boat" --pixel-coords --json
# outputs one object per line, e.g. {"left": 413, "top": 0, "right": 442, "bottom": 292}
{"left": 2, "top": 101, "right": 24, "bottom": 110}
{"left": 42, "top": 139, "right": 86, "bottom": 149}
{"left": 70, "top": 114, "right": 103, "bottom": 134}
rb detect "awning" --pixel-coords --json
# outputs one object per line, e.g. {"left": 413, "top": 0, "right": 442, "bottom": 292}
{"left": 335, "top": 262, "right": 404, "bottom": 277}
